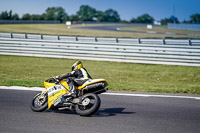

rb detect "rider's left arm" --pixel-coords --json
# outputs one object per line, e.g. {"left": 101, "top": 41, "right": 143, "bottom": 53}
{"left": 57, "top": 71, "right": 75, "bottom": 80}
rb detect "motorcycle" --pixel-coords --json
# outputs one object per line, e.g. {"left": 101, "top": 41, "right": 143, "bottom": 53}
{"left": 30, "top": 77, "right": 108, "bottom": 116}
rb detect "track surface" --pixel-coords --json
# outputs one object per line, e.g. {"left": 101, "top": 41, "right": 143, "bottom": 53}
{"left": 73, "top": 24, "right": 187, "bottom": 36}
{"left": 0, "top": 89, "right": 200, "bottom": 133}
{"left": 73, "top": 24, "right": 148, "bottom": 33}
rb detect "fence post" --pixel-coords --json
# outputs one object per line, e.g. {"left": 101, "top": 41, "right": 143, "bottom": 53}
{"left": 138, "top": 38, "right": 141, "bottom": 44}
{"left": 25, "top": 34, "right": 28, "bottom": 39}
{"left": 188, "top": 39, "right": 191, "bottom": 46}
{"left": 95, "top": 37, "right": 98, "bottom": 42}
{"left": 116, "top": 38, "right": 119, "bottom": 43}
{"left": 58, "top": 35, "right": 60, "bottom": 40}
{"left": 11, "top": 33, "right": 13, "bottom": 38}
{"left": 163, "top": 38, "right": 166, "bottom": 45}
{"left": 76, "top": 36, "right": 78, "bottom": 41}
{"left": 41, "top": 34, "right": 43, "bottom": 39}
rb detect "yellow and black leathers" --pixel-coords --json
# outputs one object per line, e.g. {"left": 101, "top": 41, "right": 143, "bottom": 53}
{"left": 58, "top": 67, "right": 92, "bottom": 93}
{"left": 58, "top": 67, "right": 92, "bottom": 81}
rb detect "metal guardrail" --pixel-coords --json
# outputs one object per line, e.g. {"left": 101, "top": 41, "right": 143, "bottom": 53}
{"left": 0, "top": 32, "right": 200, "bottom": 66}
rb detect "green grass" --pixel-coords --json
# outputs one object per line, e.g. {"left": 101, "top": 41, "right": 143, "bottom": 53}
{"left": 0, "top": 24, "right": 141, "bottom": 38}
{"left": 0, "top": 24, "right": 199, "bottom": 38}
{"left": 0, "top": 55, "right": 200, "bottom": 94}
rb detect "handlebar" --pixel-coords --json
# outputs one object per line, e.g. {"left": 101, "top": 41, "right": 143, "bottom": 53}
{"left": 45, "top": 78, "right": 59, "bottom": 84}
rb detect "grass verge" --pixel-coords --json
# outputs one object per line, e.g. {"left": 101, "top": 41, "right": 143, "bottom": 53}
{"left": 0, "top": 55, "right": 200, "bottom": 94}
{"left": 0, "top": 24, "right": 199, "bottom": 38}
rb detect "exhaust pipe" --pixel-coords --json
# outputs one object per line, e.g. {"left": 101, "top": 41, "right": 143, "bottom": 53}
{"left": 81, "top": 82, "right": 106, "bottom": 95}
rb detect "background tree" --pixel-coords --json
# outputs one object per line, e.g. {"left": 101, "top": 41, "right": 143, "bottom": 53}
{"left": 0, "top": 10, "right": 12, "bottom": 20}
{"left": 130, "top": 18, "right": 137, "bottom": 23}
{"left": 182, "top": 20, "right": 191, "bottom": 24}
{"left": 76, "top": 5, "right": 96, "bottom": 21}
{"left": 45, "top": 7, "right": 56, "bottom": 20}
{"left": 55, "top": 7, "right": 68, "bottom": 22}
{"left": 120, "top": 20, "right": 130, "bottom": 23}
{"left": 0, "top": 10, "right": 20, "bottom": 20}
{"left": 96, "top": 11, "right": 104, "bottom": 22}
{"left": 161, "top": 16, "right": 179, "bottom": 25}
{"left": 68, "top": 14, "right": 79, "bottom": 21}
{"left": 190, "top": 13, "right": 200, "bottom": 24}
{"left": 30, "top": 14, "right": 43, "bottom": 20}
{"left": 12, "top": 13, "right": 19, "bottom": 20}
{"left": 103, "top": 9, "right": 120, "bottom": 22}
{"left": 22, "top": 13, "right": 31, "bottom": 20}
{"left": 43, "top": 7, "right": 68, "bottom": 22}
{"left": 4, "top": 5, "right": 200, "bottom": 24}
{"left": 131, "top": 14, "right": 154, "bottom": 24}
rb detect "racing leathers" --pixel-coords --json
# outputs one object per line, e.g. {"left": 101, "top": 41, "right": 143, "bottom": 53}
{"left": 58, "top": 67, "right": 92, "bottom": 95}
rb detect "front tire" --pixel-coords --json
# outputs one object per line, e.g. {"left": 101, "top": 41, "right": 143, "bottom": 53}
{"left": 30, "top": 93, "right": 48, "bottom": 112}
{"left": 75, "top": 93, "right": 101, "bottom": 116}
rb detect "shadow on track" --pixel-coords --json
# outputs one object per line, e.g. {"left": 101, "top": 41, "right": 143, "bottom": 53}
{"left": 45, "top": 108, "right": 135, "bottom": 117}
{"left": 95, "top": 108, "right": 135, "bottom": 117}
{"left": 45, "top": 109, "right": 77, "bottom": 115}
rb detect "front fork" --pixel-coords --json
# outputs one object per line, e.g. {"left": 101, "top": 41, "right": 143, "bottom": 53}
{"left": 39, "top": 90, "right": 48, "bottom": 100}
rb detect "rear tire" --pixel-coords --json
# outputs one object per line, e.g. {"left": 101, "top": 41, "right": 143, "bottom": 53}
{"left": 75, "top": 93, "right": 101, "bottom": 116}
{"left": 30, "top": 93, "right": 48, "bottom": 112}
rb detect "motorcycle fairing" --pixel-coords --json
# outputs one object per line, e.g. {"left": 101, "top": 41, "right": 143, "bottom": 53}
{"left": 47, "top": 85, "right": 68, "bottom": 109}
{"left": 44, "top": 80, "right": 70, "bottom": 90}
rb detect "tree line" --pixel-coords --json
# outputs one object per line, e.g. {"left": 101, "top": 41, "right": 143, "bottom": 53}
{"left": 0, "top": 5, "right": 200, "bottom": 25}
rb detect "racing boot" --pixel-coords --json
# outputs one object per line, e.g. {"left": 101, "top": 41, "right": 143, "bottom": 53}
{"left": 63, "top": 85, "right": 77, "bottom": 98}
{"left": 69, "top": 85, "right": 77, "bottom": 97}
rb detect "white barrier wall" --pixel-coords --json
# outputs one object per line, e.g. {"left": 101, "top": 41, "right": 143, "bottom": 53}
{"left": 0, "top": 32, "right": 200, "bottom": 66}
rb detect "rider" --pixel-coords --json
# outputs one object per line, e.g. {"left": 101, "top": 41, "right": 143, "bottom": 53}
{"left": 56, "top": 61, "right": 92, "bottom": 96}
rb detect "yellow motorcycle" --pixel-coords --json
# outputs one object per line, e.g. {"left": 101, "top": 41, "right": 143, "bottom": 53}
{"left": 30, "top": 77, "right": 108, "bottom": 116}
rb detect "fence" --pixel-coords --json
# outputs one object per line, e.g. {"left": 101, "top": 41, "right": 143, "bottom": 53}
{"left": 0, "top": 32, "right": 200, "bottom": 66}
{"left": 168, "top": 23, "right": 200, "bottom": 31}
{"left": 0, "top": 20, "right": 60, "bottom": 24}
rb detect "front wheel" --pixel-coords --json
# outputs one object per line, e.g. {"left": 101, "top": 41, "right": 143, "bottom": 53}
{"left": 75, "top": 93, "right": 101, "bottom": 116}
{"left": 30, "top": 93, "right": 48, "bottom": 112}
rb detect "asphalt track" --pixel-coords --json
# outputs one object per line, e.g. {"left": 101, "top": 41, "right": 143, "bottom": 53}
{"left": 0, "top": 89, "right": 200, "bottom": 133}
{"left": 73, "top": 24, "right": 186, "bottom": 36}
{"left": 73, "top": 24, "right": 143, "bottom": 31}
{"left": 73, "top": 24, "right": 149, "bottom": 33}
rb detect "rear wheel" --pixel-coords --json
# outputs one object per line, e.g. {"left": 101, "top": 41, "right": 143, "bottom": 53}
{"left": 30, "top": 93, "right": 48, "bottom": 112}
{"left": 75, "top": 93, "right": 101, "bottom": 116}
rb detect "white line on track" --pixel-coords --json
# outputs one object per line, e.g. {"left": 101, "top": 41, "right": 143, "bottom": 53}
{"left": 0, "top": 86, "right": 45, "bottom": 91}
{"left": 103, "top": 93, "right": 200, "bottom": 100}
{"left": 0, "top": 86, "right": 200, "bottom": 100}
